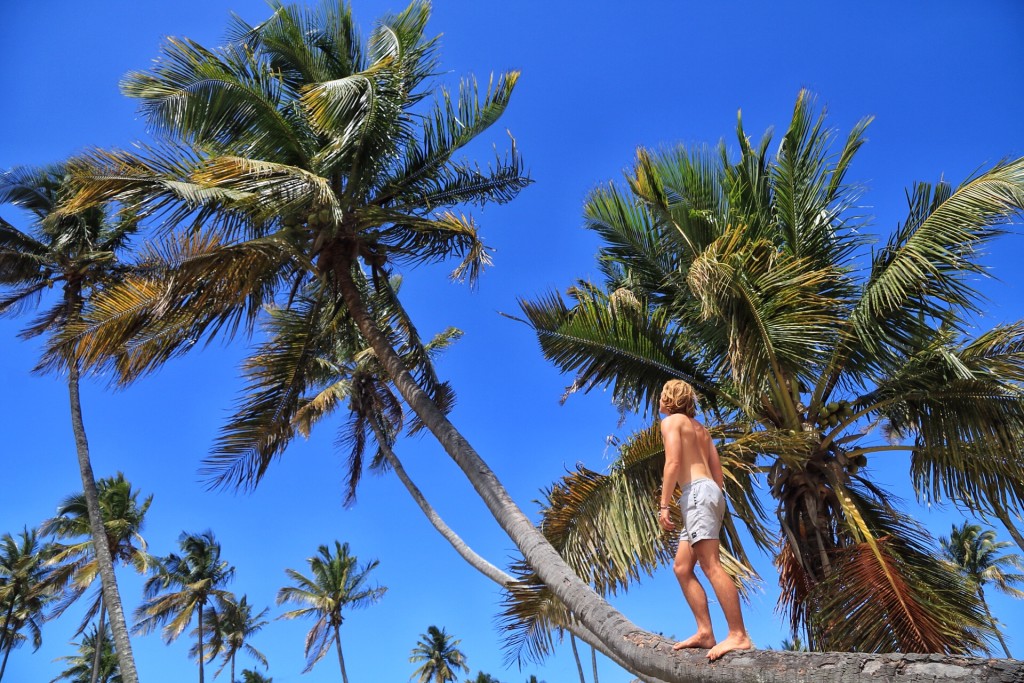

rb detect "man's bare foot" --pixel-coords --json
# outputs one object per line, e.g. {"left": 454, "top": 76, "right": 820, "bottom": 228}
{"left": 706, "top": 632, "right": 753, "bottom": 660}
{"left": 672, "top": 632, "right": 716, "bottom": 651}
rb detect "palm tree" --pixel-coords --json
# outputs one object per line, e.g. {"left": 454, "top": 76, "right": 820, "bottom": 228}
{"left": 0, "top": 164, "right": 141, "bottom": 683}
{"left": 514, "top": 90, "right": 1024, "bottom": 654}
{"left": 940, "top": 522, "right": 1024, "bottom": 657}
{"left": 277, "top": 541, "right": 385, "bottom": 682}
{"left": 134, "top": 531, "right": 235, "bottom": 683}
{"left": 409, "top": 625, "right": 469, "bottom": 683}
{"left": 0, "top": 528, "right": 62, "bottom": 681}
{"left": 466, "top": 672, "right": 501, "bottom": 683}
{"left": 41, "top": 473, "right": 152, "bottom": 683}
{"left": 60, "top": 3, "right": 683, "bottom": 677}
{"left": 199, "top": 594, "right": 269, "bottom": 682}
{"left": 50, "top": 623, "right": 121, "bottom": 683}
{"left": 239, "top": 670, "right": 272, "bottom": 683}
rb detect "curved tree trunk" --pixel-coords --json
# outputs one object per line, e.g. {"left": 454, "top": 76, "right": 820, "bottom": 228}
{"left": 994, "top": 506, "right": 1024, "bottom": 555}
{"left": 570, "top": 633, "right": 586, "bottom": 683}
{"left": 336, "top": 266, "right": 1024, "bottom": 682}
{"left": 333, "top": 626, "right": 349, "bottom": 683}
{"left": 68, "top": 362, "right": 139, "bottom": 683}
{"left": 371, "top": 423, "right": 511, "bottom": 587}
{"left": 91, "top": 600, "right": 107, "bottom": 683}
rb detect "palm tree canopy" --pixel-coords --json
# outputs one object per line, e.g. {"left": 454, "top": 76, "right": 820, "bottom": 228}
{"left": 49, "top": 623, "right": 122, "bottom": 683}
{"left": 193, "top": 593, "right": 270, "bottom": 677}
{"left": 409, "top": 625, "right": 469, "bottom": 683}
{"left": 941, "top": 522, "right": 1024, "bottom": 598}
{"left": 0, "top": 163, "right": 139, "bottom": 374}
{"left": 513, "top": 90, "right": 1024, "bottom": 654}
{"left": 0, "top": 528, "right": 64, "bottom": 654}
{"left": 133, "top": 530, "right": 235, "bottom": 643}
{"left": 41, "top": 472, "right": 153, "bottom": 628}
{"left": 276, "top": 540, "right": 386, "bottom": 673}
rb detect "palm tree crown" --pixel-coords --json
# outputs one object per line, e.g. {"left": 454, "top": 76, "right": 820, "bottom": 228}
{"left": 409, "top": 625, "right": 469, "bottom": 683}
{"left": 134, "top": 531, "right": 235, "bottom": 683}
{"left": 277, "top": 540, "right": 385, "bottom": 681}
{"left": 941, "top": 522, "right": 1024, "bottom": 657}
{"left": 515, "top": 90, "right": 1024, "bottom": 654}
{"left": 0, "top": 528, "right": 63, "bottom": 681}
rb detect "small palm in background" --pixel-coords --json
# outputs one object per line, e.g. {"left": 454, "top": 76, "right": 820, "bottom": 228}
{"left": 940, "top": 522, "right": 1024, "bottom": 658}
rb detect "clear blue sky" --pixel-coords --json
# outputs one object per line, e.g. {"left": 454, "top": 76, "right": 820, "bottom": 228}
{"left": 2, "top": 1, "right": 1024, "bottom": 681}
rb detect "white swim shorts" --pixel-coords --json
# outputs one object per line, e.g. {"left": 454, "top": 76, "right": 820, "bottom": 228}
{"left": 679, "top": 477, "right": 725, "bottom": 544}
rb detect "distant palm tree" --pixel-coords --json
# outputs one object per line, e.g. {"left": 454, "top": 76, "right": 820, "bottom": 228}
{"left": 134, "top": 531, "right": 235, "bottom": 683}
{"left": 941, "top": 522, "right": 1024, "bottom": 657}
{"left": 409, "top": 625, "right": 469, "bottom": 683}
{"left": 465, "top": 672, "right": 500, "bottom": 683}
{"left": 239, "top": 670, "right": 272, "bottom": 683}
{"left": 277, "top": 541, "right": 385, "bottom": 683}
{"left": 196, "top": 594, "right": 269, "bottom": 682}
{"left": 0, "top": 528, "right": 62, "bottom": 681}
{"left": 42, "top": 473, "right": 152, "bottom": 683}
{"left": 0, "top": 164, "right": 141, "bottom": 682}
{"left": 49, "top": 623, "right": 121, "bottom": 683}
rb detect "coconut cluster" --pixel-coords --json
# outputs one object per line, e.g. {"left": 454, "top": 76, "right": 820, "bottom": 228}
{"left": 815, "top": 400, "right": 853, "bottom": 429}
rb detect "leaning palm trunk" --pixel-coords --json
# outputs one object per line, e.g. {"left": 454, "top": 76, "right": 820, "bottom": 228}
{"left": 368, "top": 424, "right": 666, "bottom": 683}
{"left": 68, "top": 361, "right": 139, "bottom": 683}
{"left": 337, "top": 262, "right": 692, "bottom": 681}
{"left": 337, "top": 262, "right": 1024, "bottom": 682}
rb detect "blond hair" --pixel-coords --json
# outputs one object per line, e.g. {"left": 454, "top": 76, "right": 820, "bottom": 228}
{"left": 661, "top": 379, "right": 697, "bottom": 417}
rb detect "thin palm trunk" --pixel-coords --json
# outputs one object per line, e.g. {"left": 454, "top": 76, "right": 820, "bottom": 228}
{"left": 0, "top": 640, "right": 11, "bottom": 682}
{"left": 68, "top": 361, "right": 139, "bottom": 683}
{"left": 569, "top": 633, "right": 586, "bottom": 683}
{"left": 197, "top": 603, "right": 205, "bottom": 683}
{"left": 90, "top": 600, "right": 107, "bottom": 683}
{"left": 0, "top": 598, "right": 15, "bottom": 659}
{"left": 591, "top": 644, "right": 599, "bottom": 683}
{"left": 230, "top": 652, "right": 235, "bottom": 683}
{"left": 369, "top": 422, "right": 510, "bottom": 586}
{"left": 976, "top": 585, "right": 1012, "bottom": 658}
{"left": 333, "top": 625, "right": 349, "bottom": 683}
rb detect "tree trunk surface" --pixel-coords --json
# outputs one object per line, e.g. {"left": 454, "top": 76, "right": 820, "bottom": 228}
{"left": 624, "top": 644, "right": 1024, "bottom": 683}
{"left": 337, "top": 267, "right": 1024, "bottom": 683}
{"left": 68, "top": 364, "right": 140, "bottom": 683}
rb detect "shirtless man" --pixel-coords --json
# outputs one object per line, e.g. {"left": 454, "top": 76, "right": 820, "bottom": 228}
{"left": 657, "top": 379, "right": 753, "bottom": 660}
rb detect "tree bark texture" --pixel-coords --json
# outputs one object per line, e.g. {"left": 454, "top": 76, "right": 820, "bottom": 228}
{"left": 337, "top": 266, "right": 1024, "bottom": 683}
{"left": 68, "top": 363, "right": 140, "bottom": 683}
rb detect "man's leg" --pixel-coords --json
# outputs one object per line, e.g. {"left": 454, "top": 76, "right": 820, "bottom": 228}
{"left": 692, "top": 538, "right": 753, "bottom": 660}
{"left": 671, "top": 538, "right": 716, "bottom": 650}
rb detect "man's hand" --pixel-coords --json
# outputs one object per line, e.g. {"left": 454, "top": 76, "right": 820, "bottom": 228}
{"left": 658, "top": 507, "right": 675, "bottom": 531}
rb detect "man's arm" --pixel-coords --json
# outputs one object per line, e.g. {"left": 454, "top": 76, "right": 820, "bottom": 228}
{"left": 659, "top": 417, "right": 682, "bottom": 530}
